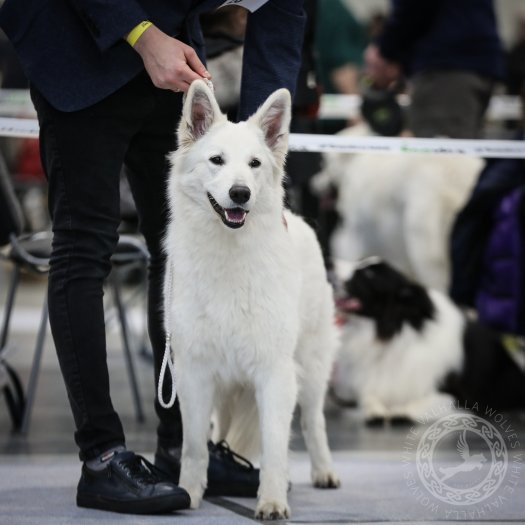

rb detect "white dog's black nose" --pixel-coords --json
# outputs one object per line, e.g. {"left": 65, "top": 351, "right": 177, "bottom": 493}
{"left": 229, "top": 185, "right": 251, "bottom": 205}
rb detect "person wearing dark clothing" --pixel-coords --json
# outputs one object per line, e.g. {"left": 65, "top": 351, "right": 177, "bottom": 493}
{"left": 506, "top": 10, "right": 525, "bottom": 96}
{"left": 0, "top": 0, "right": 306, "bottom": 515}
{"left": 450, "top": 142, "right": 525, "bottom": 333}
{"left": 449, "top": 137, "right": 525, "bottom": 412}
{"left": 365, "top": 0, "right": 505, "bottom": 138}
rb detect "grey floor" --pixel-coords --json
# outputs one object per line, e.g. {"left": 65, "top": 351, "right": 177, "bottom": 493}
{"left": 1, "top": 263, "right": 525, "bottom": 524}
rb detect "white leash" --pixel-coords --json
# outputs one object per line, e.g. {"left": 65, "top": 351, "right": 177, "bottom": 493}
{"left": 157, "top": 259, "right": 177, "bottom": 409}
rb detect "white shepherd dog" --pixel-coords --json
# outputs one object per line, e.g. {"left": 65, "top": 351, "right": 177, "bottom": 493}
{"left": 163, "top": 80, "right": 340, "bottom": 520}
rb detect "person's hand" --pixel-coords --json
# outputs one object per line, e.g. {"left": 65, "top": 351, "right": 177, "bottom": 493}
{"left": 364, "top": 43, "right": 401, "bottom": 90}
{"left": 133, "top": 24, "right": 211, "bottom": 92}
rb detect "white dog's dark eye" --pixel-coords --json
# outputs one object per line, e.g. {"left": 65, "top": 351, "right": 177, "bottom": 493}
{"left": 249, "top": 158, "right": 261, "bottom": 168}
{"left": 209, "top": 155, "right": 224, "bottom": 166}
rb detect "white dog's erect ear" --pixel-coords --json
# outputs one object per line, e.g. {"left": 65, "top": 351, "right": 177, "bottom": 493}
{"left": 249, "top": 89, "right": 291, "bottom": 164}
{"left": 178, "top": 79, "right": 224, "bottom": 148}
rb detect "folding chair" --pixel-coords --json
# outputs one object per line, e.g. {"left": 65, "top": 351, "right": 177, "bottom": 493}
{"left": 0, "top": 151, "right": 148, "bottom": 434}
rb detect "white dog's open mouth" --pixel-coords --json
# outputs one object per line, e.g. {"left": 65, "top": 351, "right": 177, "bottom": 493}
{"left": 207, "top": 193, "right": 248, "bottom": 229}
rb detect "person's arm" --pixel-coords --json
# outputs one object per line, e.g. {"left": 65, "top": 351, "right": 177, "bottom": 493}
{"left": 364, "top": 0, "right": 440, "bottom": 88}
{"left": 377, "top": 0, "right": 441, "bottom": 64}
{"left": 65, "top": 0, "right": 149, "bottom": 52}
{"left": 363, "top": 43, "right": 401, "bottom": 89}
{"left": 66, "top": 0, "right": 210, "bottom": 92}
{"left": 330, "top": 64, "right": 360, "bottom": 95}
{"left": 238, "top": 0, "right": 306, "bottom": 120}
{"left": 132, "top": 24, "right": 210, "bottom": 92}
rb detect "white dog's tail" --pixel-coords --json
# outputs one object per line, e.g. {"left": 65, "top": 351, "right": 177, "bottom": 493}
{"left": 217, "top": 387, "right": 261, "bottom": 463}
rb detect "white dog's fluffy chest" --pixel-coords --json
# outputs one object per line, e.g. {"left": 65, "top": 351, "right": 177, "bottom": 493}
{"left": 166, "top": 215, "right": 304, "bottom": 381}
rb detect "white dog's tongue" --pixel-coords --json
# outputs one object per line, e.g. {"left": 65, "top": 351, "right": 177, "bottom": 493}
{"left": 225, "top": 209, "right": 247, "bottom": 223}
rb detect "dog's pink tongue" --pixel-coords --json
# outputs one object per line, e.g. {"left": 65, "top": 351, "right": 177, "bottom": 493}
{"left": 225, "top": 208, "right": 246, "bottom": 222}
{"left": 336, "top": 297, "right": 362, "bottom": 313}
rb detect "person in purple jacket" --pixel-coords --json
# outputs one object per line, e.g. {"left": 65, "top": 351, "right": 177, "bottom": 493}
{"left": 364, "top": 0, "right": 505, "bottom": 138}
{"left": 0, "top": 0, "right": 306, "bottom": 515}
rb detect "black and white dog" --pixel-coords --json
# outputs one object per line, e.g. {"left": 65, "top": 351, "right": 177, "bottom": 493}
{"left": 332, "top": 258, "right": 525, "bottom": 424}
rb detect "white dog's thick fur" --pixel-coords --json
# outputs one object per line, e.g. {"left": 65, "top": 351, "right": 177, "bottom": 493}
{"left": 312, "top": 123, "right": 483, "bottom": 292}
{"left": 164, "top": 80, "right": 339, "bottom": 519}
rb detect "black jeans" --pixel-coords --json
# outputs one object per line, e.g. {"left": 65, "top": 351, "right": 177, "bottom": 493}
{"left": 31, "top": 72, "right": 183, "bottom": 461}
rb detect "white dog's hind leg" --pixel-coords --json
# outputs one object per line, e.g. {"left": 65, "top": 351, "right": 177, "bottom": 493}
{"left": 298, "top": 379, "right": 340, "bottom": 489}
{"left": 254, "top": 363, "right": 297, "bottom": 520}
{"left": 177, "top": 364, "right": 215, "bottom": 509}
{"left": 296, "top": 322, "right": 340, "bottom": 489}
{"left": 223, "top": 387, "right": 261, "bottom": 462}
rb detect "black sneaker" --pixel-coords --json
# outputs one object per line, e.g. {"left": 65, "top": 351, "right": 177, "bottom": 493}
{"left": 155, "top": 440, "right": 259, "bottom": 498}
{"left": 77, "top": 450, "right": 191, "bottom": 514}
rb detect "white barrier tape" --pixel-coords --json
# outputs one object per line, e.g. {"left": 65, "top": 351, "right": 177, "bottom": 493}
{"left": 0, "top": 117, "right": 39, "bottom": 138}
{"left": 289, "top": 133, "right": 525, "bottom": 158}
{"left": 2, "top": 116, "right": 525, "bottom": 159}
{"left": 319, "top": 93, "right": 522, "bottom": 121}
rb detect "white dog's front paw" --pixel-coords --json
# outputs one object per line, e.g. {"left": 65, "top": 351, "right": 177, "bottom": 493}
{"left": 312, "top": 469, "right": 341, "bottom": 489}
{"left": 179, "top": 479, "right": 205, "bottom": 509}
{"left": 255, "top": 500, "right": 290, "bottom": 520}
{"left": 186, "top": 487, "right": 204, "bottom": 509}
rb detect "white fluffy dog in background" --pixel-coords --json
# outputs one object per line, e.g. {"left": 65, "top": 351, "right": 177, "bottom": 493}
{"left": 311, "top": 123, "right": 483, "bottom": 292}
{"left": 163, "top": 80, "right": 339, "bottom": 520}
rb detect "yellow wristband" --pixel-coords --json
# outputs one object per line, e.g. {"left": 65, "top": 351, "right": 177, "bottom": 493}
{"left": 125, "top": 20, "right": 152, "bottom": 47}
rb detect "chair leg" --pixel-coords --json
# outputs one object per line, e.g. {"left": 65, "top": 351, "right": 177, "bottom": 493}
{"left": 110, "top": 272, "right": 145, "bottom": 423}
{"left": 1, "top": 265, "right": 20, "bottom": 351}
{"left": 138, "top": 261, "right": 153, "bottom": 362}
{"left": 1, "top": 265, "right": 27, "bottom": 432}
{"left": 19, "top": 297, "right": 48, "bottom": 435}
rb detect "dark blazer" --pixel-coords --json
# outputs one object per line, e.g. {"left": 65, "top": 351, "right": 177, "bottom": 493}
{"left": 0, "top": 0, "right": 305, "bottom": 117}
{"left": 378, "top": 0, "right": 504, "bottom": 80}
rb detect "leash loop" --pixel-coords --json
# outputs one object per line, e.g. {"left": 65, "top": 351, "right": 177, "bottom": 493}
{"left": 157, "top": 260, "right": 177, "bottom": 408}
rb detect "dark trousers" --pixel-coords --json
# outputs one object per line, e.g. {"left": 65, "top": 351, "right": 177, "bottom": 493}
{"left": 31, "top": 72, "right": 183, "bottom": 460}
{"left": 409, "top": 70, "right": 494, "bottom": 139}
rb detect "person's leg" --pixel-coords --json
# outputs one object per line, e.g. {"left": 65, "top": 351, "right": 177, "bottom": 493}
{"left": 123, "top": 87, "right": 184, "bottom": 449}
{"left": 32, "top": 76, "right": 191, "bottom": 514}
{"left": 31, "top": 75, "right": 154, "bottom": 460}
{"left": 409, "top": 70, "right": 494, "bottom": 139}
